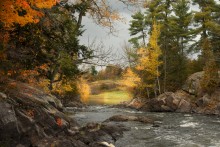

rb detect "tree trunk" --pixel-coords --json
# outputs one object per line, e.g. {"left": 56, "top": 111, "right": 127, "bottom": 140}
{"left": 157, "top": 66, "right": 161, "bottom": 94}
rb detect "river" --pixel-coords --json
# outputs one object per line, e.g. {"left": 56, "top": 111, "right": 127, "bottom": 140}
{"left": 68, "top": 105, "right": 220, "bottom": 147}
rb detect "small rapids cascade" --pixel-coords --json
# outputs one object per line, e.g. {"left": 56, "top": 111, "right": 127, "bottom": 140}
{"left": 70, "top": 105, "right": 220, "bottom": 147}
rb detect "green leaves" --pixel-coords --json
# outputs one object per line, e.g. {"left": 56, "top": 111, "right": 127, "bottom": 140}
{"left": 129, "top": 11, "right": 147, "bottom": 46}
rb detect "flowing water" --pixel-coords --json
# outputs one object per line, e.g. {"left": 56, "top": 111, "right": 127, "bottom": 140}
{"left": 68, "top": 105, "right": 220, "bottom": 147}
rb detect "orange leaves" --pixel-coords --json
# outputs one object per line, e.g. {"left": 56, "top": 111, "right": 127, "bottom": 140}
{"left": 26, "top": 109, "right": 35, "bottom": 118}
{"left": 56, "top": 118, "right": 62, "bottom": 126}
{"left": 0, "top": 0, "right": 56, "bottom": 28}
{"left": 34, "top": 0, "right": 56, "bottom": 9}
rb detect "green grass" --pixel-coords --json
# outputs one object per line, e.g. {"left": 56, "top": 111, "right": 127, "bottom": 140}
{"left": 87, "top": 90, "right": 132, "bottom": 105}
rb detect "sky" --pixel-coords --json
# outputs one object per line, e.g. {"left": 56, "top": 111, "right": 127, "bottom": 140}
{"left": 78, "top": 1, "right": 200, "bottom": 69}
{"left": 79, "top": 0, "right": 137, "bottom": 65}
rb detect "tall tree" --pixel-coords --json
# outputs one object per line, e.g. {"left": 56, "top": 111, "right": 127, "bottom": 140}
{"left": 2, "top": 6, "right": 91, "bottom": 90}
{"left": 129, "top": 11, "right": 147, "bottom": 47}
{"left": 165, "top": 0, "right": 193, "bottom": 90}
{"left": 192, "top": 0, "right": 220, "bottom": 50}
{"left": 136, "top": 21, "right": 162, "bottom": 97}
{"left": 193, "top": 0, "right": 220, "bottom": 94}
{"left": 200, "top": 38, "right": 219, "bottom": 94}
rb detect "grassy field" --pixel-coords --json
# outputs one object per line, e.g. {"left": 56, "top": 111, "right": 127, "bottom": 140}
{"left": 87, "top": 90, "right": 131, "bottom": 105}
{"left": 86, "top": 80, "right": 132, "bottom": 105}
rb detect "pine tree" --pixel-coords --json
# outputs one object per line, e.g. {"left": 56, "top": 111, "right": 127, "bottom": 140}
{"left": 193, "top": 0, "right": 220, "bottom": 94}
{"left": 166, "top": 0, "right": 193, "bottom": 90}
{"left": 192, "top": 0, "right": 220, "bottom": 51}
{"left": 136, "top": 21, "right": 162, "bottom": 98}
{"left": 200, "top": 38, "right": 219, "bottom": 94}
{"left": 129, "top": 11, "right": 148, "bottom": 47}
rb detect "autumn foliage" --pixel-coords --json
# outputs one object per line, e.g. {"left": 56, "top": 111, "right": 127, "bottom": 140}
{"left": 77, "top": 77, "right": 91, "bottom": 103}
{"left": 0, "top": 0, "right": 57, "bottom": 28}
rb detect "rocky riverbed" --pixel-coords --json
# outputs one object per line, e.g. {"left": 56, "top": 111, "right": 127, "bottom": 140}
{"left": 71, "top": 105, "right": 220, "bottom": 147}
{"left": 1, "top": 71, "right": 220, "bottom": 147}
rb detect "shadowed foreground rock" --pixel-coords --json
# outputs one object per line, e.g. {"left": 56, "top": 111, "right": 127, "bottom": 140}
{"left": 0, "top": 79, "right": 127, "bottom": 147}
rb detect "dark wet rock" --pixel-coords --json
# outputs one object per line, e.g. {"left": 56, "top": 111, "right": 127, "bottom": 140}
{"left": 0, "top": 79, "right": 127, "bottom": 147}
{"left": 152, "top": 124, "right": 160, "bottom": 127}
{"left": 147, "top": 92, "right": 181, "bottom": 112}
{"left": 196, "top": 94, "right": 210, "bottom": 107}
{"left": 105, "top": 115, "right": 154, "bottom": 124}
{"left": 74, "top": 122, "right": 128, "bottom": 147}
{"left": 65, "top": 101, "right": 85, "bottom": 108}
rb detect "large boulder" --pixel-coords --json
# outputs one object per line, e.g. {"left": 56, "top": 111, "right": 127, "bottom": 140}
{"left": 148, "top": 92, "right": 181, "bottom": 112}
{"left": 0, "top": 79, "right": 77, "bottom": 146}
{"left": 176, "top": 99, "right": 192, "bottom": 113}
{"left": 182, "top": 71, "right": 203, "bottom": 96}
{"left": 138, "top": 90, "right": 193, "bottom": 113}
{"left": 0, "top": 79, "right": 128, "bottom": 146}
{"left": 182, "top": 71, "right": 220, "bottom": 96}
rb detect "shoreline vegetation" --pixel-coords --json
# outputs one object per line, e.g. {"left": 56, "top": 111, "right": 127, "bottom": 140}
{"left": 1, "top": 0, "right": 220, "bottom": 146}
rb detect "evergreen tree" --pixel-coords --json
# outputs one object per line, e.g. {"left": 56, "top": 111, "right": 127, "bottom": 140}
{"left": 145, "top": 0, "right": 173, "bottom": 92}
{"left": 129, "top": 11, "right": 147, "bottom": 47}
{"left": 192, "top": 0, "right": 220, "bottom": 94}
{"left": 192, "top": 0, "right": 220, "bottom": 51}
{"left": 166, "top": 0, "right": 193, "bottom": 90}
{"left": 200, "top": 38, "right": 219, "bottom": 94}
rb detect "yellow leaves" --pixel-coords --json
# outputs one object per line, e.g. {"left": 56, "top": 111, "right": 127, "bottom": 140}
{"left": 135, "top": 21, "right": 162, "bottom": 89}
{"left": 77, "top": 77, "right": 91, "bottom": 103}
{"left": 122, "top": 68, "right": 141, "bottom": 88}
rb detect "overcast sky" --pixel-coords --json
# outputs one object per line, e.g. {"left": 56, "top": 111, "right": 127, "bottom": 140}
{"left": 78, "top": 1, "right": 201, "bottom": 68}
{"left": 79, "top": 0, "right": 137, "bottom": 63}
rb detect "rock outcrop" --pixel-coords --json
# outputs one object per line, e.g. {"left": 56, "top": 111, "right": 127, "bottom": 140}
{"left": 123, "top": 71, "right": 220, "bottom": 115}
{"left": 105, "top": 115, "right": 155, "bottom": 124}
{"left": 145, "top": 91, "right": 192, "bottom": 113}
{"left": 0, "top": 79, "right": 127, "bottom": 147}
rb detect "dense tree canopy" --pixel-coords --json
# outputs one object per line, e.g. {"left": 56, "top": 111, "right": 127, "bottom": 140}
{"left": 127, "top": 0, "right": 220, "bottom": 97}
{"left": 0, "top": 0, "right": 57, "bottom": 28}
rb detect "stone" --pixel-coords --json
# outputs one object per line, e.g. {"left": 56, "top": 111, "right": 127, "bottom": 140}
{"left": 0, "top": 102, "right": 19, "bottom": 143}
{"left": 148, "top": 92, "right": 181, "bottom": 112}
{"left": 0, "top": 79, "right": 129, "bottom": 147}
{"left": 176, "top": 99, "right": 191, "bottom": 113}
{"left": 196, "top": 94, "right": 210, "bottom": 107}
{"left": 0, "top": 92, "right": 7, "bottom": 99}
{"left": 105, "top": 115, "right": 154, "bottom": 124}
{"left": 182, "top": 71, "right": 204, "bottom": 96}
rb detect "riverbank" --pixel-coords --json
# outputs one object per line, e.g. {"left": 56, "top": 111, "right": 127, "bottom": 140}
{"left": 117, "top": 72, "right": 220, "bottom": 116}
{"left": 0, "top": 79, "right": 128, "bottom": 147}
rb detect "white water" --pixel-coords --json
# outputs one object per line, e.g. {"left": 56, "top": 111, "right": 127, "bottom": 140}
{"left": 71, "top": 106, "right": 220, "bottom": 147}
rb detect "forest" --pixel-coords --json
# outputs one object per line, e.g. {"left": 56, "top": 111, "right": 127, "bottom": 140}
{"left": 1, "top": 0, "right": 220, "bottom": 100}
{"left": 1, "top": 0, "right": 220, "bottom": 147}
